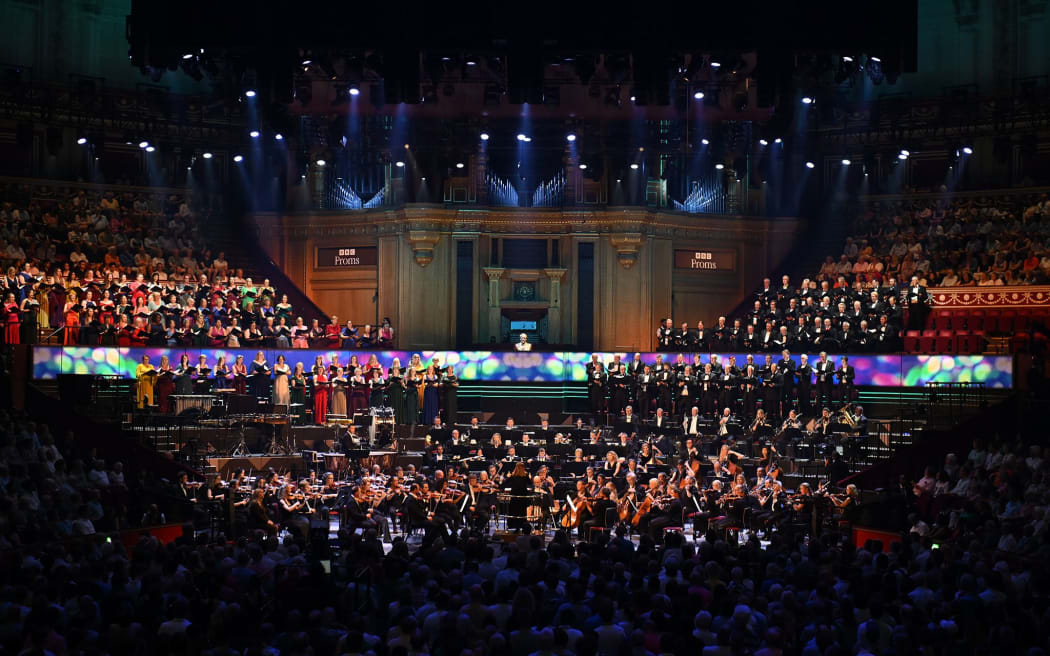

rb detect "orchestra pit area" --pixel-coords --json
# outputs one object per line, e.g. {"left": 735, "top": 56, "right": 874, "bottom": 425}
{"left": 1, "top": 3, "right": 1050, "bottom": 655}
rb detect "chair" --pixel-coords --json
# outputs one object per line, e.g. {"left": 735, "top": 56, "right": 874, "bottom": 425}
{"left": 963, "top": 310, "right": 985, "bottom": 332}
{"left": 1014, "top": 312, "right": 1032, "bottom": 331}
{"left": 935, "top": 330, "right": 955, "bottom": 353}
{"left": 955, "top": 332, "right": 981, "bottom": 354}
{"left": 983, "top": 310, "right": 1001, "bottom": 333}
{"left": 918, "top": 330, "right": 937, "bottom": 353}
{"left": 903, "top": 330, "right": 921, "bottom": 352}
{"left": 933, "top": 310, "right": 953, "bottom": 331}
{"left": 999, "top": 310, "right": 1017, "bottom": 333}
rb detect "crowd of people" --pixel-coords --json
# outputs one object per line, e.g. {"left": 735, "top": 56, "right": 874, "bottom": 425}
{"left": 1, "top": 397, "right": 1047, "bottom": 655}
{"left": 842, "top": 192, "right": 1050, "bottom": 288}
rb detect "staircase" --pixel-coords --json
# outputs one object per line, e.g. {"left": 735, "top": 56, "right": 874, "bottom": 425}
{"left": 198, "top": 211, "right": 327, "bottom": 326}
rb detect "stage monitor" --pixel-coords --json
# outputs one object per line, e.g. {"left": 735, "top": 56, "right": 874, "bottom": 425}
{"left": 510, "top": 321, "right": 538, "bottom": 332}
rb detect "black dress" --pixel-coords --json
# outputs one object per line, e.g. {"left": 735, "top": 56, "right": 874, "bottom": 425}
{"left": 441, "top": 374, "right": 459, "bottom": 423}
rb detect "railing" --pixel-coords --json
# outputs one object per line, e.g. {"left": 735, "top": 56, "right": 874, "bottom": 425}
{"left": 930, "top": 285, "right": 1050, "bottom": 309}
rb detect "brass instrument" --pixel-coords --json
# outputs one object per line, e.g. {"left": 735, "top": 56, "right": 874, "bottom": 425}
{"left": 838, "top": 404, "right": 858, "bottom": 428}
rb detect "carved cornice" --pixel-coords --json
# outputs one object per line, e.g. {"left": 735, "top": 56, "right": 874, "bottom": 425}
{"left": 406, "top": 231, "right": 440, "bottom": 268}
{"left": 482, "top": 267, "right": 505, "bottom": 281}
{"left": 257, "top": 206, "right": 801, "bottom": 245}
{"left": 609, "top": 233, "right": 643, "bottom": 269}
{"left": 543, "top": 267, "right": 568, "bottom": 281}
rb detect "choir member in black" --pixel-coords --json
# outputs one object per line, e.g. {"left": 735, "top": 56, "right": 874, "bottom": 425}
{"left": 608, "top": 362, "right": 629, "bottom": 416}
{"left": 403, "top": 484, "right": 447, "bottom": 546}
{"left": 249, "top": 351, "right": 271, "bottom": 399}
{"left": 654, "top": 364, "right": 673, "bottom": 414}
{"left": 174, "top": 354, "right": 194, "bottom": 395}
{"left": 717, "top": 363, "right": 738, "bottom": 415}
{"left": 712, "top": 316, "right": 729, "bottom": 350}
{"left": 777, "top": 350, "right": 795, "bottom": 413}
{"left": 796, "top": 354, "right": 813, "bottom": 415}
{"left": 906, "top": 275, "right": 929, "bottom": 330}
{"left": 698, "top": 364, "right": 717, "bottom": 416}
{"left": 836, "top": 355, "right": 856, "bottom": 407}
{"left": 740, "top": 365, "right": 759, "bottom": 419}
{"left": 586, "top": 357, "right": 607, "bottom": 419}
{"left": 676, "top": 365, "right": 697, "bottom": 418}
{"left": 814, "top": 352, "right": 835, "bottom": 410}
{"left": 675, "top": 322, "right": 693, "bottom": 349}
{"left": 693, "top": 320, "right": 709, "bottom": 352}
{"left": 368, "top": 368, "right": 386, "bottom": 408}
{"left": 656, "top": 318, "right": 675, "bottom": 350}
{"left": 193, "top": 355, "right": 212, "bottom": 394}
{"left": 762, "top": 363, "right": 784, "bottom": 419}
{"left": 635, "top": 365, "right": 653, "bottom": 418}
{"left": 742, "top": 324, "right": 757, "bottom": 351}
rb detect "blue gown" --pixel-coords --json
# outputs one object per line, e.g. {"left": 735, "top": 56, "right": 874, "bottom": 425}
{"left": 423, "top": 374, "right": 440, "bottom": 425}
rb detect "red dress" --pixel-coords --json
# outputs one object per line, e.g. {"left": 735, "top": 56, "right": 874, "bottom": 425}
{"left": 3, "top": 302, "right": 20, "bottom": 345}
{"left": 63, "top": 305, "right": 80, "bottom": 345}
{"left": 313, "top": 371, "right": 329, "bottom": 425}
{"left": 232, "top": 363, "right": 248, "bottom": 394}
{"left": 156, "top": 366, "right": 176, "bottom": 413}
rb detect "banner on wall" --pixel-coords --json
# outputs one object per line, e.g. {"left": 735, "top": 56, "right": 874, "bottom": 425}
{"left": 673, "top": 249, "right": 737, "bottom": 272}
{"left": 316, "top": 246, "right": 378, "bottom": 268}
{"left": 32, "top": 347, "right": 1013, "bottom": 388}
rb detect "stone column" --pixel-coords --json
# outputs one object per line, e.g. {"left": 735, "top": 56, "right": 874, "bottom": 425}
{"left": 482, "top": 267, "right": 505, "bottom": 343}
{"left": 544, "top": 267, "right": 568, "bottom": 343}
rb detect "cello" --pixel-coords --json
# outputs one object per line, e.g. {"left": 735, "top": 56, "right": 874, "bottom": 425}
{"left": 631, "top": 494, "right": 653, "bottom": 527}
{"left": 560, "top": 493, "right": 591, "bottom": 529}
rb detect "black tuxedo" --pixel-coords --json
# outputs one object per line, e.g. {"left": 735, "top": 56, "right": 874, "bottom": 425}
{"left": 814, "top": 360, "right": 836, "bottom": 408}
{"left": 836, "top": 365, "right": 856, "bottom": 406}
{"left": 694, "top": 330, "right": 709, "bottom": 352}
{"left": 795, "top": 363, "right": 813, "bottom": 414}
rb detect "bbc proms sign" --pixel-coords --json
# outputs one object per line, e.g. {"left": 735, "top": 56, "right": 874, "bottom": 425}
{"left": 316, "top": 246, "right": 378, "bottom": 268}
{"left": 674, "top": 249, "right": 737, "bottom": 272}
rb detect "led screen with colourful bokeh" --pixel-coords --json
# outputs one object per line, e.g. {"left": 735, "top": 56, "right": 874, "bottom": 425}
{"left": 31, "top": 347, "right": 1013, "bottom": 388}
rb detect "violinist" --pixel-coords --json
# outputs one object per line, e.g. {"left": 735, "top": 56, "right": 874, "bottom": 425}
{"left": 581, "top": 487, "right": 616, "bottom": 538}
{"left": 784, "top": 482, "right": 815, "bottom": 533}
{"left": 829, "top": 483, "right": 861, "bottom": 525}
{"left": 462, "top": 474, "right": 491, "bottom": 531}
{"left": 348, "top": 480, "right": 391, "bottom": 539}
{"left": 430, "top": 470, "right": 464, "bottom": 530}
{"left": 278, "top": 483, "right": 310, "bottom": 540}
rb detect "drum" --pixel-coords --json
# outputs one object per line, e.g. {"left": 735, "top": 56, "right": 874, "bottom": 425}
{"left": 172, "top": 394, "right": 213, "bottom": 415}
{"left": 323, "top": 453, "right": 348, "bottom": 473}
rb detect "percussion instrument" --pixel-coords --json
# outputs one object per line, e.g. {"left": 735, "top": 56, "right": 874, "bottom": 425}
{"left": 323, "top": 453, "right": 349, "bottom": 472}
{"left": 172, "top": 394, "right": 214, "bottom": 414}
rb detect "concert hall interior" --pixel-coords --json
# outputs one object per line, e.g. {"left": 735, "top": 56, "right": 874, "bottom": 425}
{"left": 2, "top": 1, "right": 1050, "bottom": 654}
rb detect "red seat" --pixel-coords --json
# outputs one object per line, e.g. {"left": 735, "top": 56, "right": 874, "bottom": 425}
{"left": 983, "top": 309, "right": 1001, "bottom": 333}
{"left": 935, "top": 330, "right": 955, "bottom": 353}
{"left": 999, "top": 310, "right": 1017, "bottom": 333}
{"left": 1014, "top": 312, "right": 1032, "bottom": 331}
{"left": 1009, "top": 332, "right": 1030, "bottom": 353}
{"left": 933, "top": 310, "right": 953, "bottom": 331}
{"left": 955, "top": 331, "right": 981, "bottom": 354}
{"left": 903, "top": 330, "right": 921, "bottom": 352}
{"left": 918, "top": 330, "right": 937, "bottom": 353}
{"left": 963, "top": 310, "right": 985, "bottom": 332}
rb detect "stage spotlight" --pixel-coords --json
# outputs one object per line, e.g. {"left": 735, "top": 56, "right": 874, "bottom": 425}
{"left": 693, "top": 91, "right": 704, "bottom": 99}
{"left": 898, "top": 152, "right": 908, "bottom": 160}
{"left": 774, "top": 138, "right": 782, "bottom": 144}
{"left": 202, "top": 152, "right": 212, "bottom": 159}
{"left": 250, "top": 130, "right": 260, "bottom": 138}
{"left": 962, "top": 146, "right": 973, "bottom": 155}
{"left": 715, "top": 163, "right": 724, "bottom": 170}
{"left": 579, "top": 164, "right": 588, "bottom": 169}
{"left": 566, "top": 133, "right": 576, "bottom": 142}
{"left": 316, "top": 159, "right": 326, "bottom": 166}
{"left": 841, "top": 158, "right": 851, "bottom": 165}
{"left": 182, "top": 53, "right": 194, "bottom": 60}
{"left": 801, "top": 96, "right": 814, "bottom": 104}
{"left": 145, "top": 146, "right": 155, "bottom": 153}
{"left": 480, "top": 132, "right": 490, "bottom": 140}
{"left": 403, "top": 143, "right": 410, "bottom": 149}
{"left": 517, "top": 134, "right": 526, "bottom": 141}
{"left": 77, "top": 137, "right": 87, "bottom": 145}
{"left": 710, "top": 61, "right": 721, "bottom": 69}
{"left": 244, "top": 89, "right": 256, "bottom": 98}
{"left": 759, "top": 139, "right": 768, "bottom": 146}
{"left": 274, "top": 133, "right": 284, "bottom": 141}
{"left": 456, "top": 162, "right": 465, "bottom": 168}
{"left": 701, "top": 138, "right": 710, "bottom": 145}
{"left": 348, "top": 85, "right": 360, "bottom": 96}
{"left": 233, "top": 154, "right": 243, "bottom": 162}
{"left": 395, "top": 161, "right": 405, "bottom": 167}
{"left": 630, "top": 163, "right": 639, "bottom": 169}
{"left": 301, "top": 59, "right": 312, "bottom": 65}
{"left": 899, "top": 149, "right": 910, "bottom": 157}
{"left": 842, "top": 56, "right": 854, "bottom": 62}
{"left": 805, "top": 161, "right": 815, "bottom": 169}
{"left": 870, "top": 56, "right": 881, "bottom": 62}
{"left": 138, "top": 141, "right": 149, "bottom": 149}
{"left": 629, "top": 95, "right": 636, "bottom": 101}
{"left": 465, "top": 57, "right": 478, "bottom": 66}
